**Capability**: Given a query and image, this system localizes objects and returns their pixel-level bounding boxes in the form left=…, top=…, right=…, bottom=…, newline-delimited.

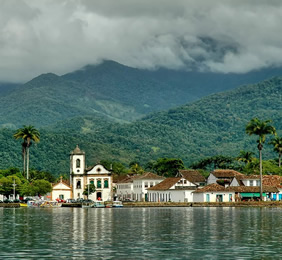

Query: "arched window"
left=90, top=179, right=94, bottom=185
left=76, top=180, right=81, bottom=189
left=104, top=179, right=109, bottom=188
left=97, top=179, right=102, bottom=189
left=76, top=159, right=81, bottom=168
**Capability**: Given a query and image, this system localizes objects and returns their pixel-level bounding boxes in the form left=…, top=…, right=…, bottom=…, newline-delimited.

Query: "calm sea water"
left=0, top=207, right=281, bottom=259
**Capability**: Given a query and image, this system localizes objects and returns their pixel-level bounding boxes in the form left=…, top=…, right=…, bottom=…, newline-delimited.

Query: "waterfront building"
left=147, top=170, right=206, bottom=202
left=70, top=145, right=113, bottom=201
left=115, top=175, right=139, bottom=201
left=207, top=169, right=243, bottom=187
left=51, top=177, right=72, bottom=201
left=263, top=175, right=282, bottom=200
left=132, top=172, right=165, bottom=201
left=193, top=183, right=235, bottom=202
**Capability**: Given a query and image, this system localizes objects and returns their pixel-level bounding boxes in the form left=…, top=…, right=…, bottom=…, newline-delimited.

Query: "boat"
left=27, top=200, right=44, bottom=208
left=105, top=203, right=113, bottom=208
left=82, top=202, right=94, bottom=208
left=20, top=203, right=28, bottom=207
left=91, top=201, right=105, bottom=208
left=40, top=201, right=62, bottom=208
left=112, top=201, right=123, bottom=208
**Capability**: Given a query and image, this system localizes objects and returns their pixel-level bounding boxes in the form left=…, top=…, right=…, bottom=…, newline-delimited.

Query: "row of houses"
left=49, top=146, right=282, bottom=203
left=116, top=169, right=282, bottom=203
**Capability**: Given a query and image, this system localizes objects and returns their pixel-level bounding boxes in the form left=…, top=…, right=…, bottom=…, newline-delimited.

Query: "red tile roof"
left=147, top=177, right=181, bottom=190
left=193, top=183, right=227, bottom=193
left=211, top=169, right=244, bottom=178
left=237, top=175, right=260, bottom=180
left=179, top=170, right=206, bottom=183
left=227, top=186, right=279, bottom=193
left=135, top=172, right=165, bottom=180
left=263, top=175, right=282, bottom=188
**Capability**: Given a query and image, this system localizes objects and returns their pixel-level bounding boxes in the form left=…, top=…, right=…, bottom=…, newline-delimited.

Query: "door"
left=206, top=194, right=210, bottom=202
left=216, top=195, right=223, bottom=202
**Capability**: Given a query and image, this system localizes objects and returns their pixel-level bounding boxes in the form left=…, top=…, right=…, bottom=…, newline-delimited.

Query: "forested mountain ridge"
left=0, top=76, right=281, bottom=175
left=1, top=60, right=282, bottom=128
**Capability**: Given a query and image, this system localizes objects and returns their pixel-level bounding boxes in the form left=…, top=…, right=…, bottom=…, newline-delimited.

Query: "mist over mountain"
left=1, top=60, right=282, bottom=129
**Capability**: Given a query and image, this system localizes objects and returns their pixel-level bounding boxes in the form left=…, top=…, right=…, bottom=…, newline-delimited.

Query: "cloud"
left=1, top=0, right=282, bottom=82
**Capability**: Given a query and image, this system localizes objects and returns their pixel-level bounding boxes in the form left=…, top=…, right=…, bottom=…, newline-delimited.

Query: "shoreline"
left=2, top=201, right=282, bottom=208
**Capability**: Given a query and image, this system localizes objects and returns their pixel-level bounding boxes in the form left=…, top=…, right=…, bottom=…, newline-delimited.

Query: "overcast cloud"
left=1, top=0, right=282, bottom=82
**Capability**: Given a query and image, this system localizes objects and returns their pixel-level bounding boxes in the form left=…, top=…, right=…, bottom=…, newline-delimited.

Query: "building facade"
left=70, top=145, right=113, bottom=201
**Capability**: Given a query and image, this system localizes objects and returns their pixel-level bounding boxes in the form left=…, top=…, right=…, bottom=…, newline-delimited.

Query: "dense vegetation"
left=0, top=76, right=281, bottom=176
left=1, top=60, right=282, bottom=128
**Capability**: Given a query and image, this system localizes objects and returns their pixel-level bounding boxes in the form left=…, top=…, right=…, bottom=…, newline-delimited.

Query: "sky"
left=1, top=0, right=282, bottom=82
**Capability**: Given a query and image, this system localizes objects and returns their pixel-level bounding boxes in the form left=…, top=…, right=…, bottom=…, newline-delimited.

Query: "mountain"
left=1, top=77, right=281, bottom=175
left=0, top=82, right=20, bottom=95
left=1, top=60, right=282, bottom=128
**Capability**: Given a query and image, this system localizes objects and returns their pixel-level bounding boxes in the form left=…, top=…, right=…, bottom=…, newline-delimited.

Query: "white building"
left=147, top=170, right=207, bottom=202
left=116, top=175, right=139, bottom=201
left=230, top=175, right=261, bottom=187
left=51, top=177, right=72, bottom=201
left=70, top=145, right=113, bottom=201
left=207, top=169, right=244, bottom=187
left=193, top=183, right=235, bottom=203
left=132, top=172, right=165, bottom=201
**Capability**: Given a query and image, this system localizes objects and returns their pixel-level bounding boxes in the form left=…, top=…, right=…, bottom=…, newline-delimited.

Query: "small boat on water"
left=105, top=203, right=113, bottom=208
left=40, top=201, right=62, bottom=208
left=27, top=200, right=44, bottom=208
left=27, top=200, right=61, bottom=208
left=82, top=202, right=94, bottom=208
left=112, top=201, right=123, bottom=208
left=91, top=201, right=105, bottom=208
left=20, top=203, right=28, bottom=207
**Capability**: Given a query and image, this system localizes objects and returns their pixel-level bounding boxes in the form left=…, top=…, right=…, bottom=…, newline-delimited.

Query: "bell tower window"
left=76, top=159, right=81, bottom=168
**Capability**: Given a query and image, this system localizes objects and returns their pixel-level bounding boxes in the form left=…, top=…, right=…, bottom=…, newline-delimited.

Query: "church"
left=70, top=145, right=113, bottom=201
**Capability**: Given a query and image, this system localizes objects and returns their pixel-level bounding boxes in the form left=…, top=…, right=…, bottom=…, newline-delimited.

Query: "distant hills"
left=1, top=76, right=281, bottom=175
left=1, top=60, right=282, bottom=128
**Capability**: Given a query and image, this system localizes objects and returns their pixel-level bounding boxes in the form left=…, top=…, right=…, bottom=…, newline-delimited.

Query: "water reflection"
left=0, top=207, right=282, bottom=259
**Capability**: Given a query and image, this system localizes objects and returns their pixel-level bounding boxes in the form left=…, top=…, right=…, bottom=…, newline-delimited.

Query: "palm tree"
left=237, top=151, right=254, bottom=164
left=269, top=136, right=282, bottom=167
left=13, top=125, right=40, bottom=180
left=246, top=118, right=276, bottom=200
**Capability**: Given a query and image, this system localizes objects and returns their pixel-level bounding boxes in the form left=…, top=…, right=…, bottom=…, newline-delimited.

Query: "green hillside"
left=0, top=77, right=281, bottom=175
left=1, top=60, right=282, bottom=128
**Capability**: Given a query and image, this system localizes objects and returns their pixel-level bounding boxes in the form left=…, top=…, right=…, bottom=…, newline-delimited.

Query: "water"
left=0, top=207, right=281, bottom=259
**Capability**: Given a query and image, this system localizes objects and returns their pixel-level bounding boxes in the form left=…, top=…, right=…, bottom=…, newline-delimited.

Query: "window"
left=76, top=159, right=81, bottom=168
left=76, top=180, right=81, bottom=189
left=184, top=180, right=187, bottom=184
left=150, top=182, right=153, bottom=187
left=59, top=194, right=64, bottom=200
left=97, top=179, right=102, bottom=189
left=145, top=182, right=148, bottom=188
left=104, top=179, right=109, bottom=188
left=90, top=179, right=94, bottom=185
left=250, top=180, right=253, bottom=186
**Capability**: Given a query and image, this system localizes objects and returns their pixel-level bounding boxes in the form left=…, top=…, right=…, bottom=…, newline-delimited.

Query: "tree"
left=269, top=136, right=282, bottom=167
left=153, top=158, right=184, bottom=177
left=237, top=151, right=254, bottom=164
left=246, top=118, right=276, bottom=200
left=20, top=180, right=52, bottom=197
left=129, top=163, right=144, bottom=175
left=0, top=175, right=22, bottom=199
left=13, top=125, right=40, bottom=180
left=83, top=183, right=96, bottom=199
left=190, top=155, right=236, bottom=171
